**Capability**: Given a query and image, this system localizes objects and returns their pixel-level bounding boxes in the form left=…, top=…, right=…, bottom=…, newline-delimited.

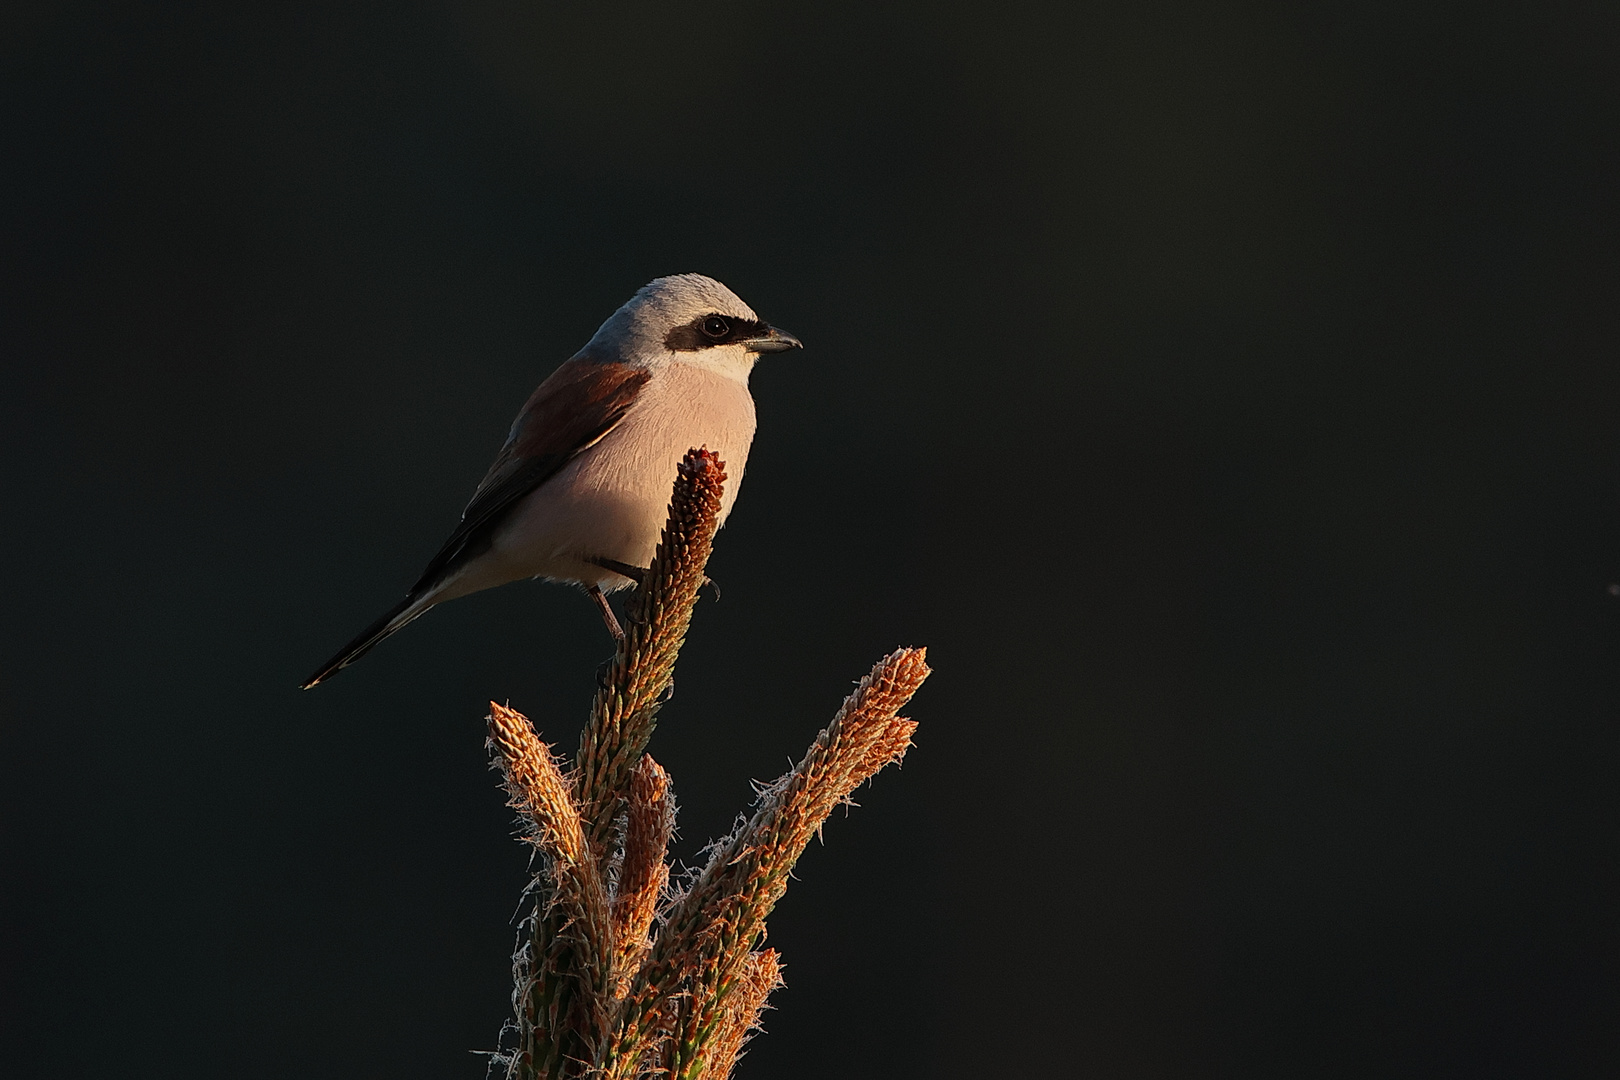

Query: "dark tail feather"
left=300, top=593, right=434, bottom=689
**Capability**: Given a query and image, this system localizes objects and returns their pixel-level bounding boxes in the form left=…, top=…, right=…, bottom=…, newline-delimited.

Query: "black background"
left=4, top=2, right=1619, bottom=1076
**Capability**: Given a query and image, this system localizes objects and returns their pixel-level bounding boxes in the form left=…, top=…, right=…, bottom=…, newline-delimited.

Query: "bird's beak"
left=739, top=324, right=804, bottom=353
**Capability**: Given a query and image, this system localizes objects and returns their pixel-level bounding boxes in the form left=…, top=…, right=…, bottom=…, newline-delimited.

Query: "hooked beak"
left=739, top=324, right=804, bottom=353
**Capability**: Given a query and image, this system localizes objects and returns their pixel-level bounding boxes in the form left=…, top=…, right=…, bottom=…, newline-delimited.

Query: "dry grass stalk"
left=483, top=448, right=929, bottom=1080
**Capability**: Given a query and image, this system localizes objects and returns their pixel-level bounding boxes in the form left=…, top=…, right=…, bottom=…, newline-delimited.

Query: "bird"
left=301, top=273, right=801, bottom=689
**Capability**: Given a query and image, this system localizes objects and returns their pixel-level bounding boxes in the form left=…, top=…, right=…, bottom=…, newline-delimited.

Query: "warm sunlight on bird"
left=301, top=274, right=802, bottom=688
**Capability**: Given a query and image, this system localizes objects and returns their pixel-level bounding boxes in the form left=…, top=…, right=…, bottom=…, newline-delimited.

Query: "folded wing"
left=301, top=358, right=651, bottom=688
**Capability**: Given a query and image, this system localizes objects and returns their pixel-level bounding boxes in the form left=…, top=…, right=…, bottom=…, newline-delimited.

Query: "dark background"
left=3, top=2, right=1618, bottom=1076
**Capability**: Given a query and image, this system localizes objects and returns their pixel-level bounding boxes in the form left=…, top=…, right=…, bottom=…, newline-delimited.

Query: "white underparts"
left=429, top=358, right=757, bottom=602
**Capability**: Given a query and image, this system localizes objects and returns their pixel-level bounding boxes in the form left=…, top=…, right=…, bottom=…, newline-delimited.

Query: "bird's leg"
left=588, top=584, right=624, bottom=642
left=587, top=556, right=717, bottom=600
left=587, top=557, right=646, bottom=587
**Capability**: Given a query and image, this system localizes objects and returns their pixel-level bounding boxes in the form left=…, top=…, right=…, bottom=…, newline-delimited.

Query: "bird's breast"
left=577, top=362, right=757, bottom=519
left=489, top=363, right=757, bottom=586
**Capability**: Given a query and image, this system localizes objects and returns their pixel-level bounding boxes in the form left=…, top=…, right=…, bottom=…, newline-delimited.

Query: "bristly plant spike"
left=482, top=448, right=930, bottom=1079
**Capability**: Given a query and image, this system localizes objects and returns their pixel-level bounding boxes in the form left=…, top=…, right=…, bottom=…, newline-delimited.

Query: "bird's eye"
left=701, top=315, right=730, bottom=340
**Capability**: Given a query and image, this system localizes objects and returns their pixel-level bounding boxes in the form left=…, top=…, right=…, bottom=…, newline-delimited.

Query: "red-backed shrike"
left=302, top=274, right=801, bottom=688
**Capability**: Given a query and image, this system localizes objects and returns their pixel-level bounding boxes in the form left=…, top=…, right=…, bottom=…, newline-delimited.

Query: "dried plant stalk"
left=487, top=704, right=613, bottom=1072
left=482, top=448, right=930, bottom=1080
left=576, top=450, right=726, bottom=854
left=693, top=950, right=783, bottom=1080
left=500, top=449, right=724, bottom=1079
left=487, top=704, right=592, bottom=883
left=611, top=755, right=673, bottom=999
left=602, top=648, right=929, bottom=1077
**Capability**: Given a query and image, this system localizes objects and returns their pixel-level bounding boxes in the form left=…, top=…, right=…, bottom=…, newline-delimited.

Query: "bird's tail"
left=300, top=592, right=436, bottom=689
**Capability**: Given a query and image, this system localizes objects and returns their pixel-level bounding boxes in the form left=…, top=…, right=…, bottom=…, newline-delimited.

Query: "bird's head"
left=583, top=273, right=803, bottom=379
